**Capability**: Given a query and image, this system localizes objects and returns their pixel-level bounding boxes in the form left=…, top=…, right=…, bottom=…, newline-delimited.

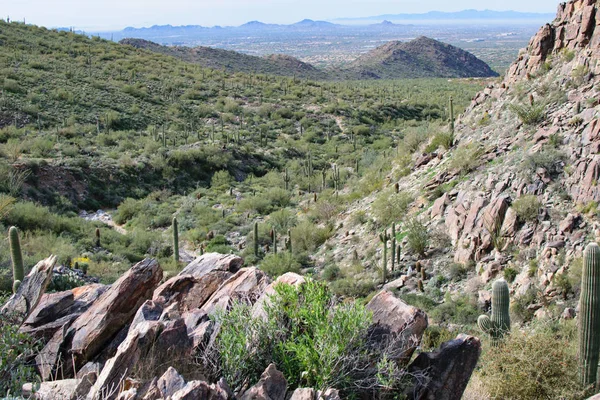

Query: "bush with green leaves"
left=474, top=320, right=584, bottom=400
left=509, top=103, right=546, bottom=125
left=404, top=216, right=429, bottom=256
left=209, top=280, right=414, bottom=395
left=0, top=308, right=40, bottom=397
left=372, top=191, right=413, bottom=227
left=259, top=252, right=301, bottom=278
left=512, top=195, right=540, bottom=222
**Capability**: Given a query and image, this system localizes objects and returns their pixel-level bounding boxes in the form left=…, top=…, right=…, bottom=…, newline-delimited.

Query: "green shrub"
left=372, top=191, right=413, bottom=227
left=329, top=276, right=376, bottom=298
left=211, top=280, right=410, bottom=395
left=429, top=293, right=479, bottom=325
left=503, top=267, right=518, bottom=283
left=425, top=132, right=454, bottom=153
left=512, top=195, right=540, bottom=222
left=322, top=264, right=341, bottom=281
left=404, top=216, right=429, bottom=256
left=0, top=309, right=40, bottom=397
left=448, top=143, right=483, bottom=173
left=509, top=103, right=546, bottom=125
left=259, top=252, right=300, bottom=278
left=476, top=320, right=584, bottom=400
left=523, top=147, right=565, bottom=177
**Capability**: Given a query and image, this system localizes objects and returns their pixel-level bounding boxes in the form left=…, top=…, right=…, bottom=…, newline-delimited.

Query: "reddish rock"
left=366, top=290, right=428, bottom=364
left=65, top=259, right=163, bottom=375
left=21, top=284, right=108, bottom=341
left=240, top=364, right=288, bottom=400
left=200, top=267, right=271, bottom=315
left=431, top=193, right=449, bottom=219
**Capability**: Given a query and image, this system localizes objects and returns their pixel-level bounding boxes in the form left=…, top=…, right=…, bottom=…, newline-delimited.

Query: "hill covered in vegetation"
left=120, top=36, right=498, bottom=80
left=120, top=38, right=329, bottom=80
left=348, top=36, right=500, bottom=79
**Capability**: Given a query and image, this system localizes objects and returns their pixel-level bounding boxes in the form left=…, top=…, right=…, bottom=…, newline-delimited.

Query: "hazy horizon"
left=5, top=0, right=558, bottom=31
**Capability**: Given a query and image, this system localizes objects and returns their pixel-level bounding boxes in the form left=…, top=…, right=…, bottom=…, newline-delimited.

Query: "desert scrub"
left=0, top=306, right=41, bottom=397
left=209, top=279, right=413, bottom=395
left=404, top=216, right=429, bottom=256
left=509, top=103, right=546, bottom=125
left=512, top=195, right=541, bottom=222
left=372, top=191, right=413, bottom=227
left=259, top=252, right=300, bottom=278
left=475, top=320, right=584, bottom=400
left=448, top=143, right=483, bottom=173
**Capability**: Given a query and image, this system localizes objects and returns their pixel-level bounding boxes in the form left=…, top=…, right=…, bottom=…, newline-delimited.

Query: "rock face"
left=408, top=334, right=481, bottom=400
left=366, top=290, right=428, bottom=364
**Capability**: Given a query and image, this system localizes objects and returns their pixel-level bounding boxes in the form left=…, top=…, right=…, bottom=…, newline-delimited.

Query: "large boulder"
left=407, top=334, right=481, bottom=400
left=153, top=253, right=242, bottom=312
left=1, top=255, right=56, bottom=324
left=366, top=290, right=428, bottom=364
left=63, top=259, right=163, bottom=376
left=200, top=267, right=271, bottom=315
left=21, top=284, right=108, bottom=341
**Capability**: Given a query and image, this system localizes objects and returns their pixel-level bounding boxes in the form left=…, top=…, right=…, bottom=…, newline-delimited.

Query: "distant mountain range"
left=334, top=9, right=556, bottom=23
left=121, top=36, right=499, bottom=80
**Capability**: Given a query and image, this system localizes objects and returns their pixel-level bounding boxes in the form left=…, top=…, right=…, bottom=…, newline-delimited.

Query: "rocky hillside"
left=347, top=36, right=499, bottom=79
left=119, top=38, right=329, bottom=80
left=321, top=0, right=600, bottom=322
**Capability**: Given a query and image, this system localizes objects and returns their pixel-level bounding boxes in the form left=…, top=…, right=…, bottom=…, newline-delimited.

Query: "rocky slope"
left=347, top=36, right=499, bottom=79
left=319, top=0, right=600, bottom=320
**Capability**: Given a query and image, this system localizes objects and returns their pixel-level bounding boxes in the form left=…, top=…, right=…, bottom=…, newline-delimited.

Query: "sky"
left=3, top=0, right=559, bottom=31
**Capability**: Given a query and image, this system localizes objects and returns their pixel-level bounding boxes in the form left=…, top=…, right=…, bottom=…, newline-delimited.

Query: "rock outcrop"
left=5, top=252, right=481, bottom=399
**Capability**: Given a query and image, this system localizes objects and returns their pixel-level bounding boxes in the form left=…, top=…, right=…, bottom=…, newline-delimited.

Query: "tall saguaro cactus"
left=478, top=279, right=511, bottom=344
left=9, top=226, right=24, bottom=293
left=449, top=96, right=455, bottom=134
left=391, top=223, right=396, bottom=272
left=172, top=217, right=179, bottom=263
left=579, top=242, right=600, bottom=387
left=379, top=230, right=390, bottom=283
left=270, top=228, right=277, bottom=254
left=254, top=222, right=259, bottom=258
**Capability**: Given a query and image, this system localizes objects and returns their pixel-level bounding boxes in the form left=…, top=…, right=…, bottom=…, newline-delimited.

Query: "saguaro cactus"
left=172, top=217, right=179, bottom=263
left=95, top=227, right=101, bottom=247
left=254, top=222, right=259, bottom=258
left=284, top=168, right=291, bottom=191
left=391, top=223, right=396, bottom=272
left=9, top=226, right=24, bottom=293
left=449, top=96, right=455, bottom=134
left=286, top=229, right=293, bottom=254
left=579, top=242, right=600, bottom=387
left=270, top=228, right=277, bottom=254
left=478, top=279, right=511, bottom=344
left=379, top=230, right=390, bottom=283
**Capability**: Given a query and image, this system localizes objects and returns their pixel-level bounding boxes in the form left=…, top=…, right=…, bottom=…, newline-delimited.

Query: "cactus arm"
left=579, top=242, right=600, bottom=387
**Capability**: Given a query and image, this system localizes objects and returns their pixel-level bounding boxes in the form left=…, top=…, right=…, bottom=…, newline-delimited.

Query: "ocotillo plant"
left=172, top=217, right=179, bottom=263
left=254, top=222, right=259, bottom=258
left=9, top=226, right=24, bottom=293
left=391, top=223, right=396, bottom=271
left=579, top=242, right=600, bottom=387
left=95, top=227, right=101, bottom=247
left=379, top=230, right=390, bottom=283
left=478, top=279, right=511, bottom=345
